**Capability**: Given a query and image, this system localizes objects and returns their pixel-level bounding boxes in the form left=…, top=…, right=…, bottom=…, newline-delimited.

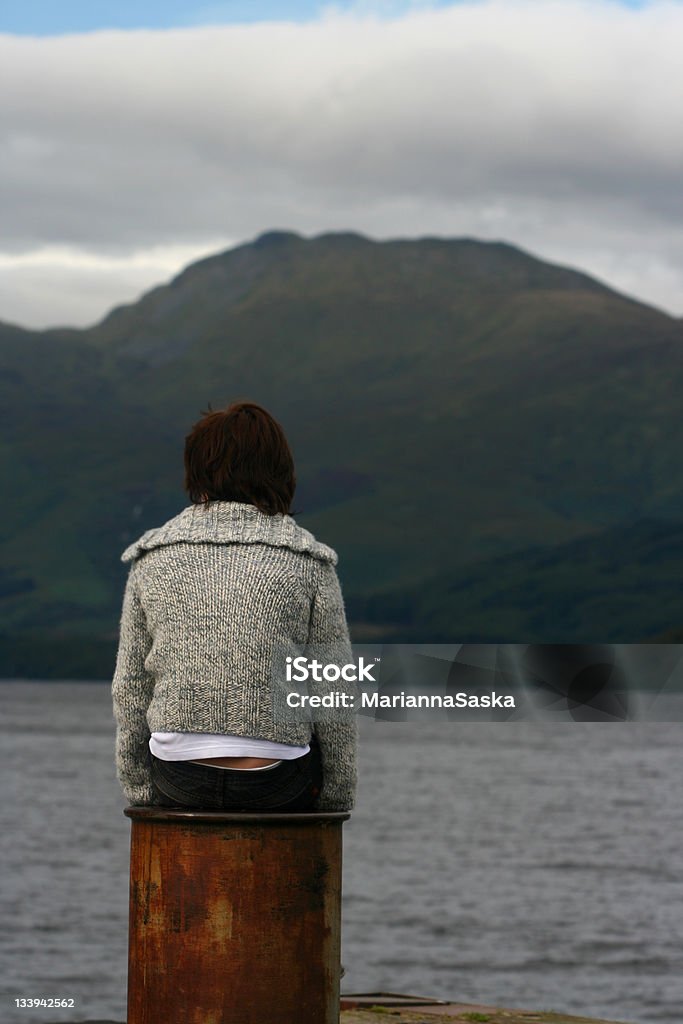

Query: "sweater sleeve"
left=111, top=562, right=156, bottom=806
left=307, top=561, right=358, bottom=812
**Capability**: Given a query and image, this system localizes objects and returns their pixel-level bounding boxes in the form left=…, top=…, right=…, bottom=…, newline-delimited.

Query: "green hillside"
left=346, top=517, right=683, bottom=643
left=1, top=230, right=683, bottom=678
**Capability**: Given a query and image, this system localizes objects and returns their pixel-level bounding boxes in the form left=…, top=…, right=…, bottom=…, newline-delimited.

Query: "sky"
left=1, top=0, right=682, bottom=328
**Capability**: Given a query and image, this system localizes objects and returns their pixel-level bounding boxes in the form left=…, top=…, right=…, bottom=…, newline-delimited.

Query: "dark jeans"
left=149, top=739, right=323, bottom=812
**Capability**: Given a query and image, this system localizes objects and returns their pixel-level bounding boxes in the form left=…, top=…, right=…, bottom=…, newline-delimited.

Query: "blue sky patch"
left=0, top=0, right=657, bottom=38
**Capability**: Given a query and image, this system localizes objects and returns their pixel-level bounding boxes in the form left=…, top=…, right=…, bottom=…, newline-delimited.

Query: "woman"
left=111, top=401, right=357, bottom=812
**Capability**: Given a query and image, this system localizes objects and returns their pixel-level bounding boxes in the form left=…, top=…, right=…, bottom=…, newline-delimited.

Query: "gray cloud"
left=2, top=1, right=683, bottom=326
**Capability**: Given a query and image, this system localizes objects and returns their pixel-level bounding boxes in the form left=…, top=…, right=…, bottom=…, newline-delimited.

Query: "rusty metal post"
left=124, top=807, right=349, bottom=1024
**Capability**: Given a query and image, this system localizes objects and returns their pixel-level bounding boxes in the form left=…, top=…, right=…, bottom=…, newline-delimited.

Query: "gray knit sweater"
left=111, top=500, right=358, bottom=810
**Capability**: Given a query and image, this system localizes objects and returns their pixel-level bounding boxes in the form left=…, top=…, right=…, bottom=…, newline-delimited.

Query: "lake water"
left=1, top=681, right=682, bottom=1024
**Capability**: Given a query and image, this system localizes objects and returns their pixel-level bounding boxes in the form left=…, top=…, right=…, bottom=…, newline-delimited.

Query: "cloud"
left=0, top=242, right=233, bottom=328
left=1, top=0, right=683, bottom=325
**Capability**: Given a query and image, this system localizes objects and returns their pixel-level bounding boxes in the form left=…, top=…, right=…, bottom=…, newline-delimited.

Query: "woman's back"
left=116, top=499, right=350, bottom=739
left=112, top=403, right=358, bottom=815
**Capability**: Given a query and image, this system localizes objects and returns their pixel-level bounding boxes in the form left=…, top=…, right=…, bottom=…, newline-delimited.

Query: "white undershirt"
left=149, top=732, right=310, bottom=761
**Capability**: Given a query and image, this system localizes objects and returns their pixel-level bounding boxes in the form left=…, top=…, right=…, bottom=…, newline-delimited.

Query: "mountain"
left=346, top=517, right=683, bottom=643
left=1, top=229, right=683, bottom=678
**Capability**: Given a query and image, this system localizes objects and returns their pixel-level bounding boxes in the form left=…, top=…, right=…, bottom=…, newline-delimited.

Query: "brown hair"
left=184, top=401, right=296, bottom=515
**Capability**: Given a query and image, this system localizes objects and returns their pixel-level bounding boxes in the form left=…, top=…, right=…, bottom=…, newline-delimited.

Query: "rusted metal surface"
left=124, top=808, right=348, bottom=1024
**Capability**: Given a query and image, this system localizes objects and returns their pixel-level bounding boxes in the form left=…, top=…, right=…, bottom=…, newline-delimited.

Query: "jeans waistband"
left=187, top=759, right=284, bottom=771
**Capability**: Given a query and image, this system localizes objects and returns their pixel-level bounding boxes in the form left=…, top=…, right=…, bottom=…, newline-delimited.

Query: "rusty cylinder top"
left=123, top=806, right=350, bottom=824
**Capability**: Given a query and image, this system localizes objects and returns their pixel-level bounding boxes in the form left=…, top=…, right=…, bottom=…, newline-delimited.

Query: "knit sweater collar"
left=121, top=501, right=338, bottom=565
